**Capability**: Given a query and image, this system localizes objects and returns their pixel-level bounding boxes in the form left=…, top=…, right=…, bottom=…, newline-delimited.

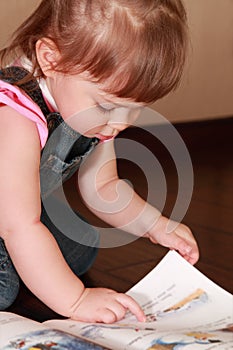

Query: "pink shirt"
left=0, top=80, right=48, bottom=148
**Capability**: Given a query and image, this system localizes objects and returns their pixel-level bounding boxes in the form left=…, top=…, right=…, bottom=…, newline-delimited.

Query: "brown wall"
left=153, top=0, right=233, bottom=122
left=0, top=0, right=233, bottom=123
left=0, top=0, right=40, bottom=48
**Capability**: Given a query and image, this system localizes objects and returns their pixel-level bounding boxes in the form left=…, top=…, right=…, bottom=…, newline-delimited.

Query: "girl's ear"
left=36, top=38, right=61, bottom=77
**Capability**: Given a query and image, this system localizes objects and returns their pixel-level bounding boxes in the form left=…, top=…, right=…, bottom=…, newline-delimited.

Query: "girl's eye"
left=97, top=103, right=116, bottom=114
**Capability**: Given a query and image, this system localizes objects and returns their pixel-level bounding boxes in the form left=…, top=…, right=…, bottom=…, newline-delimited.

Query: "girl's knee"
left=0, top=239, right=20, bottom=309
left=65, top=244, right=99, bottom=277
left=0, top=266, right=20, bottom=309
left=75, top=245, right=99, bottom=276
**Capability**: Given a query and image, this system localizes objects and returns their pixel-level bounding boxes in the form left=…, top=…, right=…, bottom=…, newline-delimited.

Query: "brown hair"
left=0, top=0, right=188, bottom=103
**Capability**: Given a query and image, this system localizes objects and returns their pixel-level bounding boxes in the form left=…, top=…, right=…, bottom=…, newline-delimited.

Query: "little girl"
left=0, top=0, right=199, bottom=323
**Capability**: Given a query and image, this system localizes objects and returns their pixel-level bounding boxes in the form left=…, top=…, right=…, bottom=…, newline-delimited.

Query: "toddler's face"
left=46, top=72, right=144, bottom=139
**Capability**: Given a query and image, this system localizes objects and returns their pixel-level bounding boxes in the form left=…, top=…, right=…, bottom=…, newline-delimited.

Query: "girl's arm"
left=0, top=106, right=144, bottom=323
left=78, top=140, right=199, bottom=265
left=0, top=106, right=84, bottom=315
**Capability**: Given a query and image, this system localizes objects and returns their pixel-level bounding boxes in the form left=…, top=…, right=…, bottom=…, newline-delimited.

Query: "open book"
left=0, top=251, right=232, bottom=349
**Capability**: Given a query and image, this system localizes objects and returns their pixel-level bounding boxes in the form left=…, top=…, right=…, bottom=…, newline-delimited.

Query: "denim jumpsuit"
left=0, top=67, right=100, bottom=309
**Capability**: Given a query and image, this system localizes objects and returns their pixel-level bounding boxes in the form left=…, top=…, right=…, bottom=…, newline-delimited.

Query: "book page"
left=125, top=250, right=233, bottom=333
left=0, top=312, right=108, bottom=349
left=44, top=318, right=233, bottom=349
left=44, top=251, right=233, bottom=350
left=0, top=312, right=46, bottom=348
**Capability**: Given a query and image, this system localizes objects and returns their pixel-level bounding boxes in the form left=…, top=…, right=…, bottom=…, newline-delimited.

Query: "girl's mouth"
left=95, top=133, right=114, bottom=142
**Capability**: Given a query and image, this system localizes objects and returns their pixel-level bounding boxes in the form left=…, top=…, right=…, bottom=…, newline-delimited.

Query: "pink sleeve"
left=0, top=80, right=48, bottom=148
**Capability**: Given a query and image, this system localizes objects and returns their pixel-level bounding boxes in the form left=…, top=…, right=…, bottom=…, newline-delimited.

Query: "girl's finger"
left=116, top=294, right=146, bottom=322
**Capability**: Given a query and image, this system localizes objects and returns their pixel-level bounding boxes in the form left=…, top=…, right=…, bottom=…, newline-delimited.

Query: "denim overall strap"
left=0, top=66, right=51, bottom=117
left=0, top=66, right=99, bottom=198
left=40, top=113, right=99, bottom=198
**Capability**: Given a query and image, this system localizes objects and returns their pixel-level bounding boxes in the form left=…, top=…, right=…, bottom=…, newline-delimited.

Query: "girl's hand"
left=146, top=216, right=199, bottom=265
left=71, top=288, right=146, bottom=324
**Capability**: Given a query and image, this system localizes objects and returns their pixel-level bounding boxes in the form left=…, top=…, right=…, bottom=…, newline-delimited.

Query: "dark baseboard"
left=173, top=116, right=233, bottom=151
left=118, top=116, right=233, bottom=155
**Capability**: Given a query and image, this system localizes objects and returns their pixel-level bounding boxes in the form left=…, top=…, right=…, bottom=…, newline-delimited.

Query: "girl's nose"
left=99, top=123, right=126, bottom=138
left=108, top=112, right=134, bottom=132
left=109, top=107, right=141, bottom=131
left=108, top=121, right=129, bottom=132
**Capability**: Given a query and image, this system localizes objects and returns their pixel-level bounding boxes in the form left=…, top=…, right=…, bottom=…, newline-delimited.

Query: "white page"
left=0, top=312, right=107, bottom=349
left=124, top=250, right=233, bottom=332
left=45, top=251, right=233, bottom=349
left=45, top=319, right=233, bottom=350
left=0, top=312, right=47, bottom=348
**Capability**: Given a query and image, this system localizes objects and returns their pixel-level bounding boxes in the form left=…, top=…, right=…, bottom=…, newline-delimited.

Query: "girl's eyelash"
left=96, top=104, right=115, bottom=114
